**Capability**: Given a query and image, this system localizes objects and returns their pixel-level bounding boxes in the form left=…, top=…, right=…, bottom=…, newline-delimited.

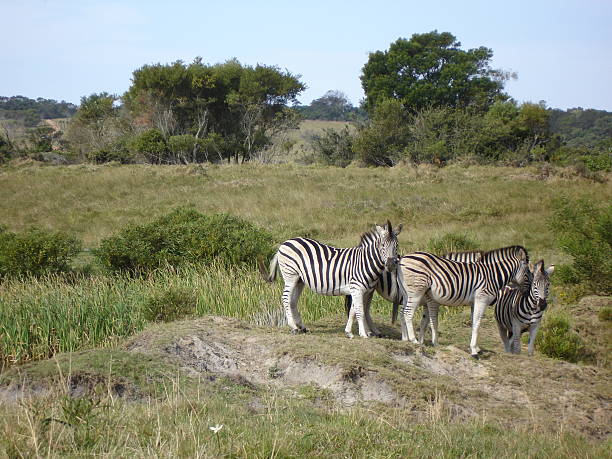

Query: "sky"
left=2, top=0, right=612, bottom=111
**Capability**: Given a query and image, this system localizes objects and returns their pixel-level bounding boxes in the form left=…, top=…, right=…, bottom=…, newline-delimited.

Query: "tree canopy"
left=360, top=31, right=508, bottom=114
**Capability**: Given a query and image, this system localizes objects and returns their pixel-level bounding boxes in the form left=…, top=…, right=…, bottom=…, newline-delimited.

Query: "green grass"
left=0, top=162, right=610, bottom=456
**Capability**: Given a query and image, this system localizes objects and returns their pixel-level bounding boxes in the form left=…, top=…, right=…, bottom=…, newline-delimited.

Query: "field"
left=0, top=161, right=610, bottom=456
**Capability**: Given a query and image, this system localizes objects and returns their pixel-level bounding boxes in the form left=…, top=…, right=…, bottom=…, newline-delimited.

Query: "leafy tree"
left=123, top=58, right=305, bottom=163
left=309, top=125, right=355, bottom=167
left=360, top=31, right=509, bottom=114
left=297, top=90, right=366, bottom=121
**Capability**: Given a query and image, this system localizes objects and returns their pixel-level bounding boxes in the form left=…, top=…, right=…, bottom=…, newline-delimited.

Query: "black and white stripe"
left=396, top=246, right=529, bottom=356
left=344, top=250, right=483, bottom=335
left=494, top=260, right=554, bottom=355
left=260, top=222, right=401, bottom=337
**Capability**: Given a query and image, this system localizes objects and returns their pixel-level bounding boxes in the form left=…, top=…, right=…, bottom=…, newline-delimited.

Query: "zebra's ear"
left=545, top=265, right=555, bottom=276
left=386, top=220, right=393, bottom=234
left=534, top=260, right=545, bottom=273
left=394, top=223, right=403, bottom=236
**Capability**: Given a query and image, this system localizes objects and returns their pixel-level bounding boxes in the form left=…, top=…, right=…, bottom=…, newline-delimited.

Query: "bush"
left=535, top=314, right=585, bottom=363
left=425, top=232, right=478, bottom=255
left=309, top=126, right=355, bottom=167
left=130, top=129, right=168, bottom=164
left=142, top=285, right=197, bottom=322
left=0, top=227, right=81, bottom=278
left=94, top=208, right=275, bottom=273
left=549, top=197, right=611, bottom=294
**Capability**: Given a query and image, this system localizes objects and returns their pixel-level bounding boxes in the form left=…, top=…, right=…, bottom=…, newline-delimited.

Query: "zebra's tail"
left=258, top=252, right=279, bottom=283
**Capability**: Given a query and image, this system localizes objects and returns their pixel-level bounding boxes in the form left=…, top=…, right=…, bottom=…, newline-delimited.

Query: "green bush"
left=94, top=208, right=275, bottom=273
left=549, top=197, right=611, bottom=294
left=0, top=227, right=81, bottom=278
left=425, top=232, right=478, bottom=255
left=130, top=129, right=168, bottom=164
left=309, top=126, right=355, bottom=167
left=142, top=285, right=197, bottom=322
left=535, top=314, right=585, bottom=363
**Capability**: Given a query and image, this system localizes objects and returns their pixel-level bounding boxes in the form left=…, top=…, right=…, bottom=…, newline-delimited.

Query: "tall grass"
left=0, top=263, right=344, bottom=365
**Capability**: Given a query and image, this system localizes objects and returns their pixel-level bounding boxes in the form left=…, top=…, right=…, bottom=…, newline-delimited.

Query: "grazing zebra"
left=396, top=246, right=529, bottom=357
left=259, top=222, right=401, bottom=338
left=494, top=260, right=554, bottom=355
left=343, top=250, right=483, bottom=336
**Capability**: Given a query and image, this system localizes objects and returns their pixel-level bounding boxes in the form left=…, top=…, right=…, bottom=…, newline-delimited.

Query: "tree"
left=123, top=58, right=305, bottom=163
left=360, top=31, right=509, bottom=114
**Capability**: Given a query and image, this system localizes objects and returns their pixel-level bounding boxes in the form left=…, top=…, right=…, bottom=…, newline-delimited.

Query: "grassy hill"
left=0, top=162, right=610, bottom=456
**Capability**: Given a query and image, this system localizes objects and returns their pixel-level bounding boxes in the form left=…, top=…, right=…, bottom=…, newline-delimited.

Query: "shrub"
left=142, top=285, right=197, bottom=322
left=549, top=197, right=611, bottom=294
left=94, top=208, right=275, bottom=273
left=0, top=227, right=81, bottom=278
left=130, top=129, right=168, bottom=164
left=309, top=126, right=355, bottom=167
left=535, top=313, right=585, bottom=363
left=425, top=232, right=478, bottom=255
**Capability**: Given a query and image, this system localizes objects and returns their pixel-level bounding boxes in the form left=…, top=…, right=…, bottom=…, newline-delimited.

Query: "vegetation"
left=360, top=31, right=509, bottom=114
left=535, top=313, right=587, bottom=363
left=549, top=197, right=611, bottom=294
left=94, top=208, right=275, bottom=273
left=296, top=90, right=366, bottom=121
left=0, top=226, right=81, bottom=278
left=0, top=95, right=77, bottom=127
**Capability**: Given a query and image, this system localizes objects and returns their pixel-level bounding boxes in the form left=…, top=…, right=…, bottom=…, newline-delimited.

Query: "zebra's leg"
left=425, top=300, right=441, bottom=346
left=527, top=323, right=540, bottom=356
left=469, top=296, right=490, bottom=357
left=347, top=289, right=371, bottom=338
left=282, top=278, right=307, bottom=334
left=419, top=305, right=429, bottom=344
left=511, top=321, right=522, bottom=354
left=401, top=293, right=422, bottom=343
left=496, top=321, right=511, bottom=353
left=345, top=304, right=356, bottom=338
left=363, top=290, right=382, bottom=337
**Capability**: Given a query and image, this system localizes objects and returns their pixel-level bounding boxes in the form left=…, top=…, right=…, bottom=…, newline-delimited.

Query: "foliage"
left=123, top=58, right=305, bottom=163
left=360, top=31, right=508, bottom=114
left=142, top=285, right=197, bottom=322
left=0, top=96, right=77, bottom=127
left=94, top=208, right=275, bottom=273
left=65, top=93, right=130, bottom=160
left=425, top=232, right=478, bottom=255
left=535, top=313, right=586, bottom=363
left=0, top=131, right=12, bottom=163
left=549, top=197, right=612, bottom=294
left=549, top=107, right=612, bottom=147
left=0, top=226, right=81, bottom=278
left=88, top=136, right=135, bottom=164
left=352, top=98, right=411, bottom=165
left=296, top=90, right=367, bottom=121
left=129, top=128, right=168, bottom=164
left=309, top=125, right=355, bottom=167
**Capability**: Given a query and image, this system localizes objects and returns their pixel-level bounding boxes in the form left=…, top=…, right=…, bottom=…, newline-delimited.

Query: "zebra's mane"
left=480, top=245, right=529, bottom=263
left=358, top=228, right=381, bottom=247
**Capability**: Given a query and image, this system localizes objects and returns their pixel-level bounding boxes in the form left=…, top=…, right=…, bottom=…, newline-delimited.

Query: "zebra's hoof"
left=290, top=329, right=300, bottom=335
left=301, top=327, right=310, bottom=334
left=471, top=353, right=480, bottom=360
left=345, top=332, right=354, bottom=339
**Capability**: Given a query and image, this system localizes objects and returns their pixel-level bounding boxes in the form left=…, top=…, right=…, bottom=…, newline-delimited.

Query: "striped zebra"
left=259, top=222, right=401, bottom=338
left=396, top=246, right=529, bottom=357
left=494, top=260, right=554, bottom=355
left=343, top=250, right=483, bottom=337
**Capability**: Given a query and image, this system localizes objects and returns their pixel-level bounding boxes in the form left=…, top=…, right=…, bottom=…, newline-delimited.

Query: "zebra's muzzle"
left=385, top=257, right=399, bottom=272
left=537, top=299, right=548, bottom=311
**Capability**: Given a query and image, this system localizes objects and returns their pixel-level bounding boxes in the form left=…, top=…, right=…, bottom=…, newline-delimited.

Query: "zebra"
left=396, top=246, right=529, bottom=357
left=259, top=221, right=402, bottom=338
left=343, top=250, right=484, bottom=337
left=494, top=260, right=554, bottom=356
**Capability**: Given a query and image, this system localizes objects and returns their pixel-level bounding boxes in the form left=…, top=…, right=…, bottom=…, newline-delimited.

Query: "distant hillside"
left=0, top=95, right=77, bottom=127
left=549, top=107, right=612, bottom=147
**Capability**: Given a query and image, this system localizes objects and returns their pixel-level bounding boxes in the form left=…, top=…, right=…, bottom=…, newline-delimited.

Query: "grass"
left=0, top=161, right=610, bottom=456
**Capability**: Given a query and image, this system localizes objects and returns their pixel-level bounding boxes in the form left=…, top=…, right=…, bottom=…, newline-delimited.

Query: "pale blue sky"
left=2, top=0, right=612, bottom=110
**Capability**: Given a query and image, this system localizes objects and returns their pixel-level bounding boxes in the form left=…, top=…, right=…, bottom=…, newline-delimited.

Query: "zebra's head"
left=530, top=260, right=554, bottom=311
left=375, top=221, right=402, bottom=272
left=511, top=247, right=530, bottom=287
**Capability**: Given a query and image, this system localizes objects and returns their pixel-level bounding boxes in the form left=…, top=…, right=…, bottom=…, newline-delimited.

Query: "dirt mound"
left=124, top=316, right=611, bottom=439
